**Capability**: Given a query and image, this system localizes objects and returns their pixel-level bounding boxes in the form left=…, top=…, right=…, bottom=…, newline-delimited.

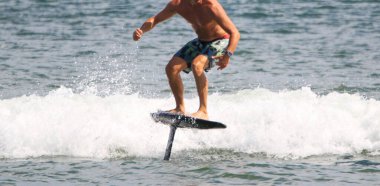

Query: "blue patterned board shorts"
left=174, top=38, right=229, bottom=73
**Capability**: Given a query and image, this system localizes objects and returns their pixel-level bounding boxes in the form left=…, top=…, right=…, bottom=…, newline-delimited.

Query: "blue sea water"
left=1, top=0, right=380, bottom=185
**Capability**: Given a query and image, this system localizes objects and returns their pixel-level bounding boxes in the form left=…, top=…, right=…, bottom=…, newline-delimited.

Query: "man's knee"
left=165, top=62, right=174, bottom=75
left=166, top=57, right=186, bottom=75
left=191, top=57, right=208, bottom=73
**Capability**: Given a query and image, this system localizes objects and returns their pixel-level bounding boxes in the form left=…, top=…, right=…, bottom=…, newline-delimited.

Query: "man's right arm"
left=133, top=2, right=177, bottom=41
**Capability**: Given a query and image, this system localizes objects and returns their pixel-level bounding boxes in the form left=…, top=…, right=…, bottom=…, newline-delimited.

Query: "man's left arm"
left=209, top=2, right=240, bottom=54
left=208, top=2, right=240, bottom=70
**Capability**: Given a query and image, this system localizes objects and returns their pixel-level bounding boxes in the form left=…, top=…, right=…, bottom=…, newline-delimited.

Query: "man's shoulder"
left=201, top=0, right=224, bottom=16
left=169, top=0, right=181, bottom=6
left=204, top=0, right=220, bottom=5
left=202, top=0, right=222, bottom=10
left=166, top=0, right=181, bottom=12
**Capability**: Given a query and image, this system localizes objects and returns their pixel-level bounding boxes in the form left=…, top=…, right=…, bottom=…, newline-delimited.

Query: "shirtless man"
left=133, top=0, right=240, bottom=120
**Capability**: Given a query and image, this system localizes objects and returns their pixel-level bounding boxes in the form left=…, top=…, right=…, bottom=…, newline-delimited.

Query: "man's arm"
left=133, top=2, right=177, bottom=41
left=208, top=2, right=240, bottom=53
left=208, top=2, right=240, bottom=70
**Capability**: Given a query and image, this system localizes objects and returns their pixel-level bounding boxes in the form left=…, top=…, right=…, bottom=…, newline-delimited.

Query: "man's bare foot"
left=191, top=110, right=208, bottom=120
left=166, top=108, right=185, bottom=115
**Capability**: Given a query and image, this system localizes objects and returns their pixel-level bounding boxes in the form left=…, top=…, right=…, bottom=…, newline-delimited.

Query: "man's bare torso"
left=172, top=0, right=228, bottom=41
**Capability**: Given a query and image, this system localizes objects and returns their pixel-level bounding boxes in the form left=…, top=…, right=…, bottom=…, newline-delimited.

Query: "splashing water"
left=0, top=87, right=379, bottom=159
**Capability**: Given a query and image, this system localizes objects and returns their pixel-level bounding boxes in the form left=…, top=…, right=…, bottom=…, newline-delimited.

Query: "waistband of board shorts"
left=199, top=34, right=230, bottom=43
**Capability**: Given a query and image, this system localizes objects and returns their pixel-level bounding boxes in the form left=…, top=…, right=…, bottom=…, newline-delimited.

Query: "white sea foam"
left=0, top=87, right=379, bottom=159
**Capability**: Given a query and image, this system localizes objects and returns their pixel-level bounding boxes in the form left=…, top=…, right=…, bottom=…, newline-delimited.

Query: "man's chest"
left=177, top=8, right=214, bottom=27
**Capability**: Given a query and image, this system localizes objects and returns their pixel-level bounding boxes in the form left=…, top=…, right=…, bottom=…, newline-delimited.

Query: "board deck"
left=151, top=111, right=226, bottom=129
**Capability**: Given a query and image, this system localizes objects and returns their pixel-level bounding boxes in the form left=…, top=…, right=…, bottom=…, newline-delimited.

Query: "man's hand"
left=213, top=54, right=230, bottom=70
left=133, top=28, right=143, bottom=41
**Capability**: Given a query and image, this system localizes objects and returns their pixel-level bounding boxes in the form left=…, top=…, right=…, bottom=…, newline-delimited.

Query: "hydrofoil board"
left=151, top=111, right=226, bottom=129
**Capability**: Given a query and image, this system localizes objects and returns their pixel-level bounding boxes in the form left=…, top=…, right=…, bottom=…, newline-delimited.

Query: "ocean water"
left=1, top=0, right=380, bottom=185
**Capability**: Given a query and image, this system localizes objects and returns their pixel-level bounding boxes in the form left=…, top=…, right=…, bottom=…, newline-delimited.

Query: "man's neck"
left=188, top=0, right=202, bottom=6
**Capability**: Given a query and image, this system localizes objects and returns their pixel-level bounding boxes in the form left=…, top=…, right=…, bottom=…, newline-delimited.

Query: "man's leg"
left=191, top=55, right=209, bottom=120
left=165, top=56, right=188, bottom=113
